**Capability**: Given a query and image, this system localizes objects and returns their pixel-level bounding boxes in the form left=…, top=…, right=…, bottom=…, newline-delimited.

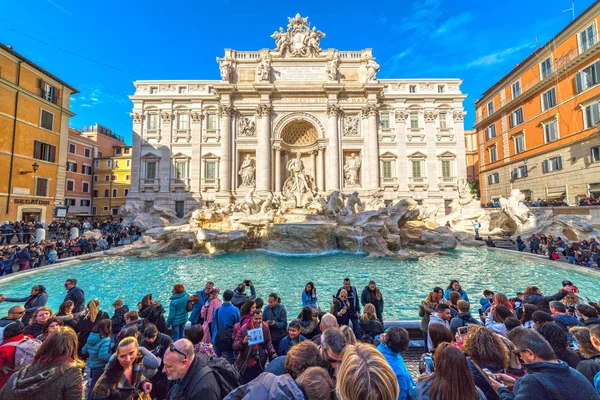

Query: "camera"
left=243, top=280, right=251, bottom=286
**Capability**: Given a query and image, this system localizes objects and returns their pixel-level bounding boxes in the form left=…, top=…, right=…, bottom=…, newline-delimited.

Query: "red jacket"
left=0, top=333, right=28, bottom=389
left=233, top=321, right=276, bottom=372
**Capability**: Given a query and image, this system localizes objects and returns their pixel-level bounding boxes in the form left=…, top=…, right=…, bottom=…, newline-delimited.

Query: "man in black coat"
left=164, top=339, right=221, bottom=400
left=63, top=278, right=85, bottom=314
left=110, top=299, right=129, bottom=338
left=336, top=278, right=361, bottom=338
left=491, top=327, right=596, bottom=399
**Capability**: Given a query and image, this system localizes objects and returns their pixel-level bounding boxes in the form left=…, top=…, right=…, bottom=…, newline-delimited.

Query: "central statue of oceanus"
left=282, top=153, right=317, bottom=208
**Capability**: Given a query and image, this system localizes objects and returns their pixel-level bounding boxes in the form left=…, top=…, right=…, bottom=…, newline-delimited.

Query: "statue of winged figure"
left=271, top=27, right=290, bottom=55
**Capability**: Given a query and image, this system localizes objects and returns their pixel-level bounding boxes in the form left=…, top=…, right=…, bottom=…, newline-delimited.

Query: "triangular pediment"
left=141, top=152, right=161, bottom=160
left=172, top=152, right=191, bottom=159
left=407, top=151, right=427, bottom=158
left=203, top=152, right=220, bottom=159
left=437, top=151, right=456, bottom=158
left=380, top=151, right=397, bottom=159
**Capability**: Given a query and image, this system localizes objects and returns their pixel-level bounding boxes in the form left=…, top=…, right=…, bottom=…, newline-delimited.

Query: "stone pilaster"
left=317, top=146, right=325, bottom=192
left=326, top=104, right=341, bottom=190
left=274, top=146, right=281, bottom=193
left=218, top=105, right=234, bottom=196
left=363, top=104, right=380, bottom=190
left=395, top=110, right=409, bottom=194
left=453, top=110, right=468, bottom=182
left=190, top=112, right=203, bottom=196
left=160, top=111, right=174, bottom=193
left=256, top=104, right=272, bottom=191
left=424, top=109, right=440, bottom=194
left=129, top=112, right=144, bottom=197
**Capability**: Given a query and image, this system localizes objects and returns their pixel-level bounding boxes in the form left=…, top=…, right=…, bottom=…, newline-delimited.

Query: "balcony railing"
left=436, top=127, right=455, bottom=142
left=140, top=178, right=160, bottom=192
left=201, top=178, right=220, bottom=192
left=171, top=178, right=190, bottom=192
left=407, top=128, right=425, bottom=142
left=173, top=129, right=191, bottom=143
left=408, top=176, right=428, bottom=191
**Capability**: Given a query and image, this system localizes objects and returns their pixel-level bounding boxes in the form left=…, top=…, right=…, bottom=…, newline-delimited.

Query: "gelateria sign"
left=13, top=199, right=51, bottom=205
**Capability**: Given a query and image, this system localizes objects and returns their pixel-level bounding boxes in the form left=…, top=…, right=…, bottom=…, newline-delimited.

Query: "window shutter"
left=542, top=160, right=548, bottom=173
left=49, top=145, right=56, bottom=163
left=523, top=166, right=528, bottom=177
left=33, top=141, right=41, bottom=159
left=557, top=156, right=563, bottom=170
left=37, top=178, right=47, bottom=196
left=73, top=163, right=77, bottom=173
left=576, top=72, right=584, bottom=93
left=488, top=175, right=492, bottom=185
left=512, top=168, right=518, bottom=179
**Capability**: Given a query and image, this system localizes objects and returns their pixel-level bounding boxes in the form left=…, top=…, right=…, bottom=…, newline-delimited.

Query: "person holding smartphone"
left=333, top=290, right=352, bottom=327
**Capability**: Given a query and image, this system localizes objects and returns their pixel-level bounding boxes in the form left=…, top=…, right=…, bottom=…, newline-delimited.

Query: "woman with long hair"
left=233, top=300, right=256, bottom=339
left=359, top=303, right=384, bottom=344
left=419, top=323, right=453, bottom=374
left=334, top=289, right=352, bottom=326
left=537, top=322, right=581, bottom=368
left=462, top=325, right=508, bottom=400
left=201, top=288, right=222, bottom=344
left=36, top=317, right=64, bottom=342
left=419, top=292, right=440, bottom=352
left=91, top=336, right=152, bottom=399
left=77, top=299, right=109, bottom=354
left=492, top=293, right=514, bottom=313
left=296, top=306, right=320, bottom=340
left=361, top=280, right=384, bottom=322
left=0, top=326, right=85, bottom=399
left=82, top=319, right=113, bottom=399
left=23, top=306, right=53, bottom=338
left=520, top=304, right=538, bottom=328
left=341, top=325, right=357, bottom=345
left=336, top=342, right=399, bottom=400
left=55, top=300, right=78, bottom=330
left=302, top=281, right=318, bottom=310
left=0, top=284, right=48, bottom=326
left=443, top=280, right=470, bottom=302
left=139, top=294, right=167, bottom=334
left=497, top=335, right=525, bottom=378
left=414, top=342, right=486, bottom=400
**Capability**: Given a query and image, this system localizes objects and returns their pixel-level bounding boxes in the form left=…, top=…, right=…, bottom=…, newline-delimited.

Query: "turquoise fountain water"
left=1, top=247, right=599, bottom=320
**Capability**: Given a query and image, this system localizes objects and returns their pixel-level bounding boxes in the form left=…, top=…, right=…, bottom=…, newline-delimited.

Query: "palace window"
left=382, top=161, right=392, bottom=178
left=439, top=112, right=448, bottom=129
left=584, top=101, right=600, bottom=128
left=148, top=114, right=159, bottom=130
left=409, top=113, right=419, bottom=129
left=438, top=85, right=445, bottom=93
left=82, top=182, right=89, bottom=193
left=107, top=160, right=112, bottom=168
left=94, top=160, right=99, bottom=168
left=146, top=161, right=157, bottom=179
left=207, top=114, right=217, bottom=131
left=541, top=57, right=553, bottom=79
left=580, top=23, right=597, bottom=53
left=541, top=87, right=557, bottom=111
left=41, top=82, right=58, bottom=104
left=409, top=85, right=416, bottom=93
left=178, top=86, right=187, bottom=94
left=511, top=81, right=521, bottom=99
left=488, top=173, right=500, bottom=185
left=205, top=161, right=217, bottom=179
left=112, top=189, right=118, bottom=198
left=114, top=160, right=120, bottom=168
left=411, top=160, right=422, bottom=178
left=35, top=178, right=48, bottom=196
left=542, top=156, right=563, bottom=173
left=93, top=175, right=98, bottom=182
left=104, top=175, right=110, bottom=181
left=509, top=108, right=524, bottom=128
left=104, top=189, right=109, bottom=197
left=175, top=160, right=187, bottom=179
left=69, top=144, right=76, bottom=154
left=124, top=188, right=129, bottom=197
left=380, top=113, right=390, bottom=129
left=33, top=141, right=56, bottom=162
left=177, top=113, right=188, bottom=130
left=126, top=160, right=131, bottom=167
left=543, top=119, right=558, bottom=143
left=84, top=148, right=91, bottom=158
left=150, top=87, right=158, bottom=94
left=80, top=199, right=91, bottom=207
left=66, top=180, right=74, bottom=191
left=591, top=146, right=600, bottom=162
left=441, top=160, right=452, bottom=178
left=92, top=190, right=98, bottom=198
left=489, top=146, right=498, bottom=163
left=66, top=161, right=77, bottom=173
left=487, top=101, right=494, bottom=116
left=512, top=165, right=528, bottom=179
left=576, top=61, right=600, bottom=93
left=83, top=165, right=92, bottom=175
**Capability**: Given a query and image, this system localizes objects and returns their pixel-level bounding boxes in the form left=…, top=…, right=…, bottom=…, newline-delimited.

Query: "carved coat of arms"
left=271, top=14, right=325, bottom=57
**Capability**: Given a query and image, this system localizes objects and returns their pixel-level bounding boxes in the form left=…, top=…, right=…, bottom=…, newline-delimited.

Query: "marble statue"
left=257, top=53, right=272, bottom=82
left=238, top=117, right=256, bottom=137
left=216, top=57, right=233, bottom=82
left=306, top=27, right=326, bottom=57
left=286, top=153, right=310, bottom=194
left=282, top=153, right=317, bottom=207
left=365, top=58, right=380, bottom=82
left=238, top=155, right=256, bottom=187
left=343, top=153, right=361, bottom=186
left=342, top=191, right=362, bottom=215
left=368, top=188, right=386, bottom=210
left=326, top=190, right=343, bottom=216
left=259, top=192, right=276, bottom=214
left=271, top=27, right=291, bottom=55
left=326, top=51, right=340, bottom=81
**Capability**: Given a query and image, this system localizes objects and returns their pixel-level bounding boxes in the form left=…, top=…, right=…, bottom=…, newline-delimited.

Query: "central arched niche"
left=280, top=120, right=318, bottom=147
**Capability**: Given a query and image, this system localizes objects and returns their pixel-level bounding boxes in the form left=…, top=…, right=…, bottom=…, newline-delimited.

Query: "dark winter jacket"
left=64, top=286, right=86, bottom=313
left=360, top=286, right=384, bottom=320
left=23, top=322, right=44, bottom=339
left=523, top=290, right=567, bottom=314
left=449, top=312, right=481, bottom=335
left=553, top=313, right=583, bottom=333
left=232, top=286, right=256, bottom=309
left=277, top=334, right=306, bottom=356
left=91, top=351, right=148, bottom=400
left=584, top=316, right=600, bottom=327
left=358, top=318, right=384, bottom=344
left=296, top=318, right=320, bottom=340
left=262, top=304, right=288, bottom=343
left=498, top=360, right=597, bottom=400
left=139, top=304, right=167, bottom=334
left=3, top=293, right=48, bottom=326
left=76, top=311, right=110, bottom=352
left=333, top=298, right=351, bottom=326
left=336, top=286, right=360, bottom=316
left=167, top=353, right=220, bottom=400
left=110, top=306, right=129, bottom=335
left=576, top=355, right=600, bottom=385
left=0, top=362, right=83, bottom=400
left=467, top=358, right=502, bottom=400
left=224, top=372, right=305, bottom=400
left=140, top=332, right=172, bottom=360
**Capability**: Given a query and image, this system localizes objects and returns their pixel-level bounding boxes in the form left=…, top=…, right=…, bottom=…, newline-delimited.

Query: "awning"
left=546, top=192, right=565, bottom=199
left=547, top=186, right=566, bottom=195
left=589, top=183, right=600, bottom=191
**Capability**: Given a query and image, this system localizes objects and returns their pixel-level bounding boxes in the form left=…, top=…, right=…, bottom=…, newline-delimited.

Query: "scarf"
left=247, top=320, right=260, bottom=369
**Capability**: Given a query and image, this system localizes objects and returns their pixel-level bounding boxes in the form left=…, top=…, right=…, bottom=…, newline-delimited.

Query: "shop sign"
left=14, top=199, right=51, bottom=205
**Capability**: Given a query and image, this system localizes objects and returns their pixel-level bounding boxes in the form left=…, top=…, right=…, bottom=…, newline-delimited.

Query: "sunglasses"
left=169, top=343, right=187, bottom=359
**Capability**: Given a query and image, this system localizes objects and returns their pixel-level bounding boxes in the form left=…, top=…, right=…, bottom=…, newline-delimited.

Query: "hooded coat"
left=82, top=332, right=112, bottom=369
left=224, top=372, right=305, bottom=400
left=91, top=351, right=148, bottom=400
left=166, top=291, right=189, bottom=328
left=523, top=289, right=567, bottom=314
left=110, top=305, right=129, bottom=335
left=0, top=362, right=83, bottom=400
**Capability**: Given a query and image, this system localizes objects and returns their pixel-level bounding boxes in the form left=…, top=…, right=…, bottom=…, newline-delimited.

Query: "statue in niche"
left=282, top=153, right=317, bottom=207
left=257, top=53, right=272, bottom=82
left=365, top=58, right=380, bottom=82
left=238, top=155, right=256, bottom=187
left=326, top=51, right=340, bottom=81
left=286, top=153, right=310, bottom=194
left=342, top=191, right=362, bottom=215
left=343, top=153, right=362, bottom=186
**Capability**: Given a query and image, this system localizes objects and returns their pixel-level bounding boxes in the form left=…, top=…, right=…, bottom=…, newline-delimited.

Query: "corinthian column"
left=256, top=104, right=272, bottom=191
left=274, top=146, right=281, bottom=193
left=326, top=104, right=341, bottom=190
left=218, top=105, right=234, bottom=194
left=317, top=146, right=325, bottom=192
left=363, top=104, right=380, bottom=189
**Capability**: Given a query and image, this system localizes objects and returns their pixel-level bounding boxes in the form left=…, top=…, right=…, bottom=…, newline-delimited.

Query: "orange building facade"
left=475, top=3, right=600, bottom=205
left=64, top=128, right=97, bottom=216
left=464, top=129, right=479, bottom=183
left=0, top=43, right=77, bottom=223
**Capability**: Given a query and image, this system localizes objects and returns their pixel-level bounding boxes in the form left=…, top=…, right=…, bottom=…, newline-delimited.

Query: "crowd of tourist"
left=0, top=275, right=600, bottom=399
left=0, top=220, right=143, bottom=276
left=481, top=196, right=600, bottom=209
left=513, top=234, right=600, bottom=268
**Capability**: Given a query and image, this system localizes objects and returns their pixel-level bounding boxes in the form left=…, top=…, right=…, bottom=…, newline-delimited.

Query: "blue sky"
left=1, top=0, right=594, bottom=144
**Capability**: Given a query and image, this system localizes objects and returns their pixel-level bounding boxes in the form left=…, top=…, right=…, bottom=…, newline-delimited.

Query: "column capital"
left=273, top=145, right=282, bottom=152
left=318, top=145, right=327, bottom=151
left=218, top=105, right=236, bottom=117
left=453, top=110, right=466, bottom=121
left=160, top=112, right=174, bottom=123
left=361, top=103, right=379, bottom=117
left=309, top=149, right=318, bottom=156
left=424, top=110, right=438, bottom=122
left=191, top=112, right=204, bottom=122
left=256, top=104, right=272, bottom=118
left=326, top=104, right=341, bottom=117
left=130, top=112, right=145, bottom=123
left=394, top=110, right=408, bottom=122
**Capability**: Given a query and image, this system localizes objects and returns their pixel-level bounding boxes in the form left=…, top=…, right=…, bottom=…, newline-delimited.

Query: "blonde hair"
left=32, top=306, right=53, bottom=325
left=87, top=299, right=100, bottom=323
left=362, top=303, right=377, bottom=323
left=116, top=336, right=139, bottom=356
left=336, top=343, right=399, bottom=400
left=341, top=325, right=357, bottom=345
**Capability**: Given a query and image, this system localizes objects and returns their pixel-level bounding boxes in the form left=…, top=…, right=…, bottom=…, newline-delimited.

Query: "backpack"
left=1, top=336, right=42, bottom=372
left=213, top=309, right=233, bottom=351
left=330, top=298, right=341, bottom=315
left=198, top=357, right=243, bottom=399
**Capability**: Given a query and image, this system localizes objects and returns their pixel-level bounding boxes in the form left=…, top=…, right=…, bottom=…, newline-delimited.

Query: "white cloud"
left=467, top=44, right=530, bottom=68
left=433, top=12, right=474, bottom=36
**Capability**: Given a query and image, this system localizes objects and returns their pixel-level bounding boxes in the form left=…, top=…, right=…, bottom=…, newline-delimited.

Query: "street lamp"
left=20, top=162, right=40, bottom=175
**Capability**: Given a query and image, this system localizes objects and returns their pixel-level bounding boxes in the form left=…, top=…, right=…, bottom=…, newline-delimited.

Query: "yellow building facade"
left=0, top=43, right=77, bottom=223
left=92, top=145, right=132, bottom=216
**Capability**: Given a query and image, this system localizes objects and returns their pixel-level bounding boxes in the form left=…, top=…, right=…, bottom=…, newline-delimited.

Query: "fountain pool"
left=1, top=247, right=599, bottom=320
